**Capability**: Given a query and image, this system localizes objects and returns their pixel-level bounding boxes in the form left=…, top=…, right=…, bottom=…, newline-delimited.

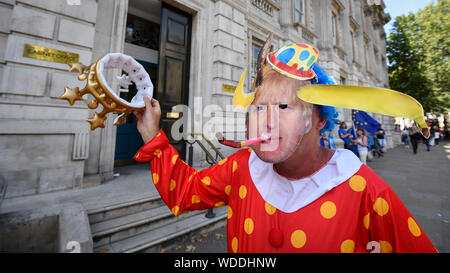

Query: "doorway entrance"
left=114, top=0, right=192, bottom=166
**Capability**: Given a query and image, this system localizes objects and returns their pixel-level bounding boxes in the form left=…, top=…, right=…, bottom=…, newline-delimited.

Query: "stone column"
left=85, top=0, right=128, bottom=183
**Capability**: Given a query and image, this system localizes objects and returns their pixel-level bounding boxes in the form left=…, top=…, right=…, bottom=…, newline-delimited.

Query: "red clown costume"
left=134, top=131, right=436, bottom=253
left=134, top=40, right=436, bottom=253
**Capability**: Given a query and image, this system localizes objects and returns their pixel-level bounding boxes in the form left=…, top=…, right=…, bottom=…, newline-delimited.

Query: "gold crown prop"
left=60, top=53, right=153, bottom=130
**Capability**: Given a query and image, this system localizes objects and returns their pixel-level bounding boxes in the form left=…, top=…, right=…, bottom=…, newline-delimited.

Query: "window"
left=332, top=12, right=338, bottom=45
left=350, top=30, right=356, bottom=61
left=251, top=42, right=262, bottom=81
left=294, top=0, right=306, bottom=25
left=363, top=36, right=369, bottom=71
left=125, top=13, right=160, bottom=50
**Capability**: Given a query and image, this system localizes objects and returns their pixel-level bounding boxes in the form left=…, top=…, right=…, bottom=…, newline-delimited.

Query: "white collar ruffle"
left=248, top=149, right=362, bottom=213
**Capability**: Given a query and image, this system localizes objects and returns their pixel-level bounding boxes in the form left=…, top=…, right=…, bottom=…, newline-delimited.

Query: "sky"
left=383, top=0, right=435, bottom=35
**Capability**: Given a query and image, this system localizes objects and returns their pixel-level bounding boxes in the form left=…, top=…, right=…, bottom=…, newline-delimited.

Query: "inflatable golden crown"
left=60, top=53, right=153, bottom=130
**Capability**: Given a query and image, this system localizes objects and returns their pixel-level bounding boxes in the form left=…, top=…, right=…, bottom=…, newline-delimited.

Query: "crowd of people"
left=401, top=124, right=442, bottom=154
left=324, top=122, right=444, bottom=164
left=335, top=122, right=386, bottom=164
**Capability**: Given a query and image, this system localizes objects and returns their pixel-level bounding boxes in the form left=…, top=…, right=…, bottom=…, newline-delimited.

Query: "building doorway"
left=114, top=0, right=191, bottom=166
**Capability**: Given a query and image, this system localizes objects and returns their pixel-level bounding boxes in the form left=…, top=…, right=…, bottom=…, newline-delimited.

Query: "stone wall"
left=0, top=0, right=98, bottom=198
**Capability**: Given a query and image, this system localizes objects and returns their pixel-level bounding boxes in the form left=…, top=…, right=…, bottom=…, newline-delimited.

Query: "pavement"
left=163, top=140, right=450, bottom=253
left=1, top=163, right=158, bottom=214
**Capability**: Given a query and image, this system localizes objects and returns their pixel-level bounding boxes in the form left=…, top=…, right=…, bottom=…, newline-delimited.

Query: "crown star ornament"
left=60, top=53, right=154, bottom=130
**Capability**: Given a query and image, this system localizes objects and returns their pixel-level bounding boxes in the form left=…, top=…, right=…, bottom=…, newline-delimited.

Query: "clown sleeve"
left=133, top=129, right=235, bottom=216
left=367, top=185, right=438, bottom=253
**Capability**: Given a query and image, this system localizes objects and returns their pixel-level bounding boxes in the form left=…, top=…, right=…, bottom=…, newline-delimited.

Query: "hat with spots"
left=267, top=43, right=319, bottom=81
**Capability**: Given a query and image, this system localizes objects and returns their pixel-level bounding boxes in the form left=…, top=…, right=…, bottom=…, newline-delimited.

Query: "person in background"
left=434, top=126, right=440, bottom=145
left=319, top=132, right=327, bottom=148
left=425, top=130, right=432, bottom=152
left=367, top=131, right=383, bottom=158
left=408, top=123, right=422, bottom=154
left=376, top=126, right=386, bottom=153
left=338, top=122, right=353, bottom=151
left=352, top=128, right=369, bottom=164
left=401, top=127, right=410, bottom=149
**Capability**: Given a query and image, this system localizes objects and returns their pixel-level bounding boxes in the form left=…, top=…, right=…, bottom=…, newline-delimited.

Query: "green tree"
left=386, top=0, right=450, bottom=113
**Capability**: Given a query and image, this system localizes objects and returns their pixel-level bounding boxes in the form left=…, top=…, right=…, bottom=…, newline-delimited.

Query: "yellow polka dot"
left=363, top=213, right=370, bottom=230
left=265, top=202, right=276, bottom=215
left=380, top=240, right=393, bottom=253
left=373, top=197, right=389, bottom=216
left=201, top=176, right=211, bottom=186
left=239, top=185, right=247, bottom=199
left=219, top=157, right=228, bottom=165
left=169, top=179, right=176, bottom=191
left=156, top=132, right=161, bottom=137
left=224, top=185, right=231, bottom=196
left=408, top=217, right=421, bottom=237
left=218, top=158, right=228, bottom=165
left=349, top=175, right=367, bottom=192
left=290, top=230, right=307, bottom=249
left=152, top=173, right=159, bottom=185
left=171, top=154, right=178, bottom=165
left=232, top=237, right=238, bottom=253
left=135, top=152, right=140, bottom=159
left=171, top=206, right=180, bottom=216
left=215, top=201, right=225, bottom=207
left=340, top=240, right=355, bottom=253
left=227, top=206, right=233, bottom=219
left=248, top=148, right=252, bottom=152
left=191, top=195, right=201, bottom=204
left=154, top=149, right=162, bottom=158
left=320, top=201, right=337, bottom=219
left=244, top=218, right=254, bottom=235
left=232, top=161, right=238, bottom=172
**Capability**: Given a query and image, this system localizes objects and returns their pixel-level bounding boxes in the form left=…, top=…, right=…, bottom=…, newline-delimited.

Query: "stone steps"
left=88, top=195, right=227, bottom=253
left=87, top=195, right=164, bottom=224
left=108, top=207, right=227, bottom=253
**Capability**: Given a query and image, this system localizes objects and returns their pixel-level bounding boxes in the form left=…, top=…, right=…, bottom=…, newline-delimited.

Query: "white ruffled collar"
left=248, top=149, right=362, bottom=213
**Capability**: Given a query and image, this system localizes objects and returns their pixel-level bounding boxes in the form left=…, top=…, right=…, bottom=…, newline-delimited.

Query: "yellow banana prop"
left=233, top=70, right=255, bottom=110
left=297, top=84, right=430, bottom=137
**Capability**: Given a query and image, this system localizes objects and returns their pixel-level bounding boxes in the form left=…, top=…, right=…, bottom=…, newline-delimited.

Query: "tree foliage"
left=386, top=0, right=450, bottom=113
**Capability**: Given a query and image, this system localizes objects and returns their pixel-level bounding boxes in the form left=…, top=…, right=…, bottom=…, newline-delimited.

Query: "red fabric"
left=134, top=130, right=437, bottom=253
left=269, top=53, right=314, bottom=78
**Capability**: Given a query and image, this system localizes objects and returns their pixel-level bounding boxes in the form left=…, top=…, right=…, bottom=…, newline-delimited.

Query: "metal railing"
left=185, top=133, right=226, bottom=218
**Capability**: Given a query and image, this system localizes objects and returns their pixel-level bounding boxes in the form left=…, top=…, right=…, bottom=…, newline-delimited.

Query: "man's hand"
left=133, top=96, right=161, bottom=144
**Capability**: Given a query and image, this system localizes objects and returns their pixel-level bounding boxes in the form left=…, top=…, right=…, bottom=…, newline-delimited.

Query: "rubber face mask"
left=247, top=92, right=313, bottom=164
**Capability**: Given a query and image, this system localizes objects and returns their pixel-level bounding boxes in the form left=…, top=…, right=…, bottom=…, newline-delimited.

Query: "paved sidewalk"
left=164, top=141, right=450, bottom=253
left=368, top=140, right=450, bottom=253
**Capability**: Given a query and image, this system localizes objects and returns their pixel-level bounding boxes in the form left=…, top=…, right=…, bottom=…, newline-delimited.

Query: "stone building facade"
left=0, top=0, right=394, bottom=200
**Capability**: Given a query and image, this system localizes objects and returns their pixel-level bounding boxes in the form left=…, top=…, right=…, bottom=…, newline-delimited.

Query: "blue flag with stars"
left=352, top=110, right=381, bottom=134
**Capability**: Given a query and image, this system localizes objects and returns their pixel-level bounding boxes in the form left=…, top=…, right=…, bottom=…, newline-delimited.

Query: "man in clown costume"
left=132, top=35, right=436, bottom=253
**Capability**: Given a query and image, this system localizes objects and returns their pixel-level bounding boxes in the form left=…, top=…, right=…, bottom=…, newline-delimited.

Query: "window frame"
left=331, top=12, right=338, bottom=45
left=294, top=0, right=306, bottom=26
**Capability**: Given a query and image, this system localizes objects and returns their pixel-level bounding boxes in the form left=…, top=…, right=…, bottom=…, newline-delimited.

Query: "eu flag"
left=352, top=110, right=381, bottom=134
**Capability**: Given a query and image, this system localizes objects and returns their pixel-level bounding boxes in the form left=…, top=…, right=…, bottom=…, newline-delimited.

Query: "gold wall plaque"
left=23, top=44, right=79, bottom=64
left=166, top=112, right=180, bottom=119
left=222, top=83, right=236, bottom=93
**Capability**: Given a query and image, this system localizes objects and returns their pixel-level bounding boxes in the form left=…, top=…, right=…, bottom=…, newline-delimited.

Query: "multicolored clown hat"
left=267, top=43, right=318, bottom=80
left=232, top=33, right=430, bottom=138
